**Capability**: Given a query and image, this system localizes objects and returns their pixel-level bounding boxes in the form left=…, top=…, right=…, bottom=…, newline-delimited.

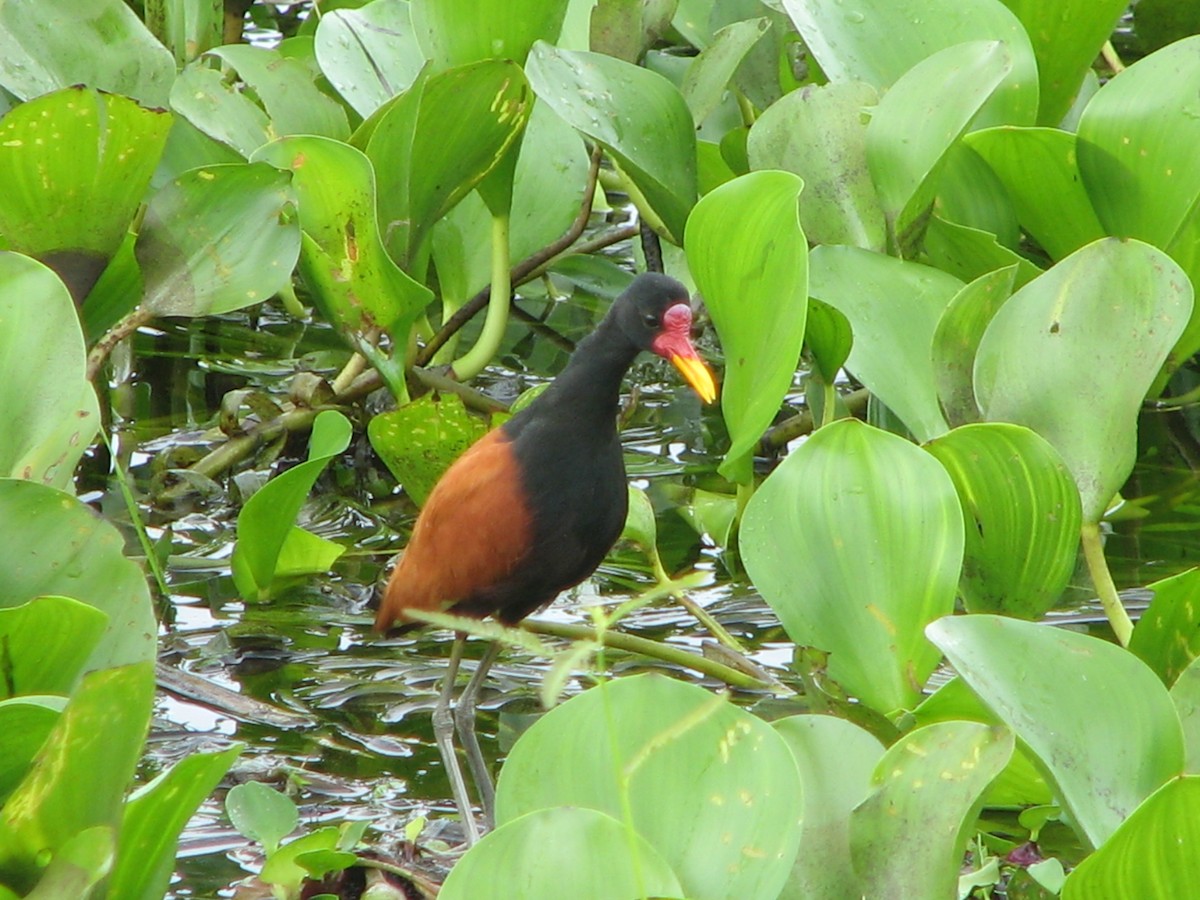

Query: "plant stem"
left=87, top=307, right=154, bottom=381
left=1079, top=521, right=1133, bottom=646
left=451, top=213, right=512, bottom=381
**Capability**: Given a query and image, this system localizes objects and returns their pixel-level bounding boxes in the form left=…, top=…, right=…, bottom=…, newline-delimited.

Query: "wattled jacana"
left=375, top=273, right=718, bottom=844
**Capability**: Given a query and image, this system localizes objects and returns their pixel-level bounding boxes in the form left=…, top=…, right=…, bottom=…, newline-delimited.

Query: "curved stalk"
left=1080, top=521, right=1133, bottom=646
left=450, top=213, right=512, bottom=381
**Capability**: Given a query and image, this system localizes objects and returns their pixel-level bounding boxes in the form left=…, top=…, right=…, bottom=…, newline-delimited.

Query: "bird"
left=374, top=272, right=718, bottom=845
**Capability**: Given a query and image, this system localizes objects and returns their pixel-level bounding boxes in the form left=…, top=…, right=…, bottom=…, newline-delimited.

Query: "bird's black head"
left=612, top=273, right=718, bottom=403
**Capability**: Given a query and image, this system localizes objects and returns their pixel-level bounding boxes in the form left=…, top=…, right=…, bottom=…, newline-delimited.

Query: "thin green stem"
left=1080, top=521, right=1133, bottom=646
left=450, top=213, right=512, bottom=381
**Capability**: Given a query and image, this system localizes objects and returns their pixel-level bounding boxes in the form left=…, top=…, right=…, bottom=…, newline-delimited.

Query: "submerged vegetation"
left=2, top=0, right=1200, bottom=897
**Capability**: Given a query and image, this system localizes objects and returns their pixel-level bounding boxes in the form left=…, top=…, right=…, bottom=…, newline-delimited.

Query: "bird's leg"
left=433, top=635, right=481, bottom=846
left=454, top=640, right=501, bottom=828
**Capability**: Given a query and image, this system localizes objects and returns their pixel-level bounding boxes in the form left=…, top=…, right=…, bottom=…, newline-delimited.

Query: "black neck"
left=526, top=314, right=637, bottom=425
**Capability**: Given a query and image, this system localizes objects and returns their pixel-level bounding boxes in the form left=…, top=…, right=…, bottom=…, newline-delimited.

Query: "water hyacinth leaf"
left=253, top=136, right=431, bottom=338
left=680, top=17, right=771, bottom=127
left=865, top=40, right=1011, bottom=255
left=930, top=266, right=1016, bottom=427
left=0, top=698, right=64, bottom=803
left=741, top=419, right=964, bottom=712
left=441, top=807, right=684, bottom=900
left=0, top=0, right=174, bottom=105
left=231, top=411, right=353, bottom=601
left=226, top=781, right=298, bottom=855
left=0, top=480, right=156, bottom=672
left=804, top=298, right=853, bottom=383
left=1129, top=567, right=1200, bottom=687
left=106, top=744, right=242, bottom=900
left=974, top=238, right=1193, bottom=523
left=1171, top=657, right=1200, bottom=773
left=412, top=0, right=569, bottom=69
left=851, top=721, right=1014, bottom=899
left=1000, top=0, right=1126, bottom=126
left=964, top=127, right=1105, bottom=261
left=495, top=673, right=803, bottom=900
left=589, top=0, right=677, bottom=63
left=922, top=215, right=1042, bottom=288
left=774, top=715, right=883, bottom=899
left=0, top=254, right=100, bottom=489
left=314, top=1, right=425, bottom=118
left=0, top=597, right=107, bottom=700
left=137, top=162, right=300, bottom=318
left=928, top=614, right=1185, bottom=848
left=527, top=42, right=696, bottom=243
left=809, top=245, right=961, bottom=442
left=22, top=825, right=113, bottom=900
left=684, top=171, right=807, bottom=484
left=368, top=394, right=491, bottom=507
left=0, top=662, right=155, bottom=879
left=747, top=81, right=885, bottom=251
left=1061, top=776, right=1200, bottom=898
left=781, top=0, right=1037, bottom=127
left=934, top=141, right=1019, bottom=249
left=169, top=64, right=273, bottom=159
left=925, top=423, right=1082, bottom=618
left=0, top=88, right=170, bottom=301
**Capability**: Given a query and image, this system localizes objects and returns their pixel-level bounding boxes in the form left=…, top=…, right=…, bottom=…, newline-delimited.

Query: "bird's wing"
left=375, top=429, right=534, bottom=630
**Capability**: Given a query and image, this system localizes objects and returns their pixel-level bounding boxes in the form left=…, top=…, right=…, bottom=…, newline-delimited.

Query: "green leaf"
left=1062, top=777, right=1200, bottom=898
left=137, top=162, right=301, bottom=317
left=809, top=245, right=962, bottom=442
left=0, top=88, right=171, bottom=300
left=253, top=135, right=432, bottom=338
left=1170, top=656, right=1200, bottom=774
left=0, top=254, right=100, bottom=489
left=747, top=80, right=886, bottom=251
left=804, top=298, right=853, bottom=383
left=0, top=480, right=156, bottom=672
left=231, top=410, right=353, bottom=600
left=412, top=0, right=569, bottom=68
left=680, top=18, right=771, bottom=127
left=169, top=63, right=273, bottom=159
left=865, top=40, right=1012, bottom=255
left=24, top=826, right=113, bottom=900
left=258, top=826, right=341, bottom=892
left=922, top=215, right=1042, bottom=289
left=226, top=781, right=299, bottom=857
left=314, top=0, right=425, bottom=118
left=684, top=171, right=808, bottom=483
left=527, top=41, right=696, bottom=243
left=928, top=615, right=1185, bottom=848
left=974, top=238, right=1193, bottom=523
left=0, top=698, right=65, bottom=804
left=441, top=807, right=684, bottom=900
left=774, top=715, right=883, bottom=899
left=0, top=0, right=174, bottom=106
left=925, top=423, right=1082, bottom=618
left=495, top=673, right=803, bottom=900
left=0, top=597, right=107, bottom=700
left=107, top=745, right=242, bottom=900
left=852, top=722, right=1013, bottom=899
left=0, top=663, right=155, bottom=887
left=741, top=419, right=964, bottom=712
left=1129, top=568, right=1200, bottom=687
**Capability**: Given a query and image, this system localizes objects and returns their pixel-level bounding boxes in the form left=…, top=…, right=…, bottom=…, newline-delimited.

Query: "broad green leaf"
left=0, top=663, right=155, bottom=884
left=997, top=0, right=1126, bottom=126
left=0, top=0, right=174, bottom=105
left=0, top=88, right=170, bottom=300
left=107, top=745, right=242, bottom=900
left=24, top=826, right=113, bottom=900
left=589, top=0, right=677, bottom=62
left=0, top=597, right=107, bottom=700
left=684, top=171, right=808, bottom=483
left=0, top=698, right=65, bottom=804
left=804, top=298, right=853, bottom=383
left=810, top=245, right=962, bottom=442
left=314, top=0, right=425, bottom=118
left=0, top=480, right=156, bottom=672
left=922, top=215, right=1042, bottom=288
left=865, top=40, right=1011, bottom=255
left=774, top=715, right=883, bottom=899
left=928, top=615, right=1185, bottom=848
left=1062, top=777, right=1200, bottom=898
left=495, top=673, right=803, bottom=900
left=441, top=807, right=684, bottom=900
left=965, top=127, right=1106, bottom=261
left=782, top=0, right=1037, bottom=126
left=852, top=722, right=1013, bottom=900
left=253, top=135, right=430, bottom=337
left=1170, top=656, right=1200, bottom=774
left=741, top=419, right=964, bottom=712
left=412, top=0, right=568, bottom=69
left=0, top=254, right=100, bottom=489
left=974, top=238, right=1193, bottom=523
left=169, top=63, right=273, bottom=158
left=934, top=141, right=1019, bottom=249
left=138, top=162, right=300, bottom=317
left=1129, top=568, right=1200, bottom=687
left=930, top=266, right=1016, bottom=427
left=925, top=423, right=1082, bottom=618
left=527, top=41, right=696, bottom=243
left=680, top=17, right=771, bottom=127
left=231, top=410, right=353, bottom=600
left=272, top=527, right=347, bottom=579
left=1134, top=0, right=1200, bottom=53
left=258, top=826, right=341, bottom=893
left=747, top=81, right=885, bottom=251
left=1078, top=36, right=1200, bottom=378
left=226, top=781, right=299, bottom=856
left=368, top=394, right=490, bottom=507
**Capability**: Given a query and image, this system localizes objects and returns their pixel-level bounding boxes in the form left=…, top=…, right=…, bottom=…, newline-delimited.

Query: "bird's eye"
left=643, top=312, right=659, bottom=327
